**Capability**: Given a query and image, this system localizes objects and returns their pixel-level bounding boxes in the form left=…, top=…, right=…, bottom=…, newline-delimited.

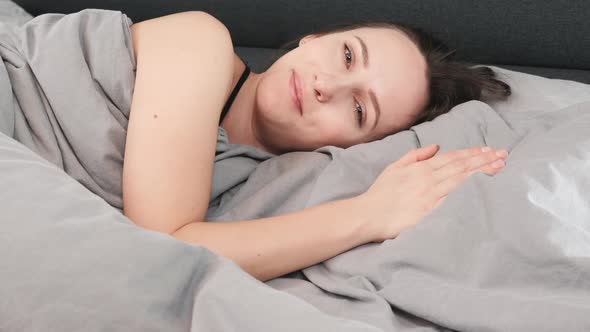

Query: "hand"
left=356, top=144, right=508, bottom=243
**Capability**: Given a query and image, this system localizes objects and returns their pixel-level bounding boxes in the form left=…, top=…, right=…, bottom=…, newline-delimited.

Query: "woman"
left=123, top=11, right=510, bottom=281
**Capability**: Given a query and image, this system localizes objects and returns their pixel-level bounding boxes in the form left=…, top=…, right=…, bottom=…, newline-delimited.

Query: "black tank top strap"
left=219, top=63, right=250, bottom=125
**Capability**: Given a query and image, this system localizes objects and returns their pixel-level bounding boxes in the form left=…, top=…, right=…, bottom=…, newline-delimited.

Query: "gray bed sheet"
left=2, top=6, right=590, bottom=332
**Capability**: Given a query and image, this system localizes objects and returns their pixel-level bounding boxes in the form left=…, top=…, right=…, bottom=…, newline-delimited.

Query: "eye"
left=344, top=44, right=362, bottom=127
left=344, top=44, right=353, bottom=68
left=354, top=99, right=364, bottom=128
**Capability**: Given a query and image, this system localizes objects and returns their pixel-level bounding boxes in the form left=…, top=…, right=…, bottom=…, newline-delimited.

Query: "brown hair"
left=277, top=21, right=511, bottom=128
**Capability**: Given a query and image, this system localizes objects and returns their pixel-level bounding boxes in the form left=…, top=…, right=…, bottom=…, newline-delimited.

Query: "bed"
left=2, top=0, right=590, bottom=331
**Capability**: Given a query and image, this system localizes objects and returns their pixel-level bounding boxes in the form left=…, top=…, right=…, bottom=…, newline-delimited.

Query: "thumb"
left=394, top=144, right=439, bottom=168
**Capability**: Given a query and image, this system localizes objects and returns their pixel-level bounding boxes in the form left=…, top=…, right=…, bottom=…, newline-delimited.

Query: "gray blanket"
left=2, top=7, right=590, bottom=332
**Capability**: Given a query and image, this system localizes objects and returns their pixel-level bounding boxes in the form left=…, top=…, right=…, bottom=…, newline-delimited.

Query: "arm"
left=123, top=11, right=234, bottom=234
left=174, top=145, right=508, bottom=282
left=172, top=197, right=373, bottom=282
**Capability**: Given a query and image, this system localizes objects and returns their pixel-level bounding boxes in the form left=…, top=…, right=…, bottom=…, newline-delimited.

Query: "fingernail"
left=496, top=150, right=508, bottom=158
left=481, top=146, right=492, bottom=152
left=491, top=160, right=505, bottom=168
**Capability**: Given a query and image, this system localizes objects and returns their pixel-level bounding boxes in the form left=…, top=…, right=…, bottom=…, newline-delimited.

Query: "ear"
left=299, top=34, right=318, bottom=47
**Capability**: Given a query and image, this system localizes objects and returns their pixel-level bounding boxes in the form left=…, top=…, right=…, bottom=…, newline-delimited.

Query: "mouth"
left=290, top=70, right=303, bottom=115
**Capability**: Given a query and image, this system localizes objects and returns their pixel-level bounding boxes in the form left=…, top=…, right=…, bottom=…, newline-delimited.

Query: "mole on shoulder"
left=153, top=114, right=158, bottom=119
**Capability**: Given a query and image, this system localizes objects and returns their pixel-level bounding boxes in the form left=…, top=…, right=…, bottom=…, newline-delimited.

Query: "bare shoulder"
left=130, top=11, right=233, bottom=71
left=130, top=10, right=232, bottom=42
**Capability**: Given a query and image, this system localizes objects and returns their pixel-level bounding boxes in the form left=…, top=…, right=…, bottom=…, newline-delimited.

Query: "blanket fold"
left=0, top=9, right=136, bottom=209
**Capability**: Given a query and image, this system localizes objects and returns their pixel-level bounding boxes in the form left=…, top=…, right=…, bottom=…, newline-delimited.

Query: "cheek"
left=255, top=74, right=289, bottom=121
left=312, top=113, right=353, bottom=142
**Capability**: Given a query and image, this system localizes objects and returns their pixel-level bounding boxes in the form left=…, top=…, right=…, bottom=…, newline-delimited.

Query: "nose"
left=313, top=72, right=351, bottom=103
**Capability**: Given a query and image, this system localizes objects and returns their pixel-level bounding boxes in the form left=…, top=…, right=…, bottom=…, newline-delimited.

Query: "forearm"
left=171, top=197, right=374, bottom=282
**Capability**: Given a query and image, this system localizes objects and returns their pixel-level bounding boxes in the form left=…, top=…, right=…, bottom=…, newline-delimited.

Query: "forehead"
left=334, top=27, right=428, bottom=137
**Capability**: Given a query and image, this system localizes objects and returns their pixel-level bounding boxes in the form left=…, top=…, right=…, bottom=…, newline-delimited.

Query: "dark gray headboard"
left=14, top=0, right=590, bottom=84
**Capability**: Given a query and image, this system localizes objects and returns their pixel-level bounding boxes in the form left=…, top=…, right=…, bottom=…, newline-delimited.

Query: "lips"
left=290, top=70, right=303, bottom=115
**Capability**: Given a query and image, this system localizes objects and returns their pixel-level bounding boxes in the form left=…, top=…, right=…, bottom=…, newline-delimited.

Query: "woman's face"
left=253, top=27, right=428, bottom=154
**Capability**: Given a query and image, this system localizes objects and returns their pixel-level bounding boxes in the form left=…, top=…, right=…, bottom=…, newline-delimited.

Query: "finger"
left=433, top=195, right=447, bottom=209
left=431, top=171, right=472, bottom=200
left=393, top=144, right=439, bottom=168
left=477, top=159, right=507, bottom=175
left=433, top=149, right=507, bottom=182
left=425, top=146, right=494, bottom=170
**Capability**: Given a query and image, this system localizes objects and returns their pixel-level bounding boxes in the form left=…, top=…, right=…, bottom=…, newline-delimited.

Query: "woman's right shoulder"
left=129, top=11, right=233, bottom=69
left=130, top=10, right=231, bottom=39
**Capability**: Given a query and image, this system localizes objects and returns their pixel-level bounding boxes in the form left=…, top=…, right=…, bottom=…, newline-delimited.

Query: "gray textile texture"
left=0, top=0, right=32, bottom=26
left=2, top=6, right=590, bottom=332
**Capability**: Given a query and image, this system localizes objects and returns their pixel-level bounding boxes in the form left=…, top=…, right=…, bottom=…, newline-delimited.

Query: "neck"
left=220, top=55, right=272, bottom=154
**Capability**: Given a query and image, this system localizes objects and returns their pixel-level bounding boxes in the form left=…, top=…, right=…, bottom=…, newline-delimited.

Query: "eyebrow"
left=354, top=35, right=381, bottom=132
